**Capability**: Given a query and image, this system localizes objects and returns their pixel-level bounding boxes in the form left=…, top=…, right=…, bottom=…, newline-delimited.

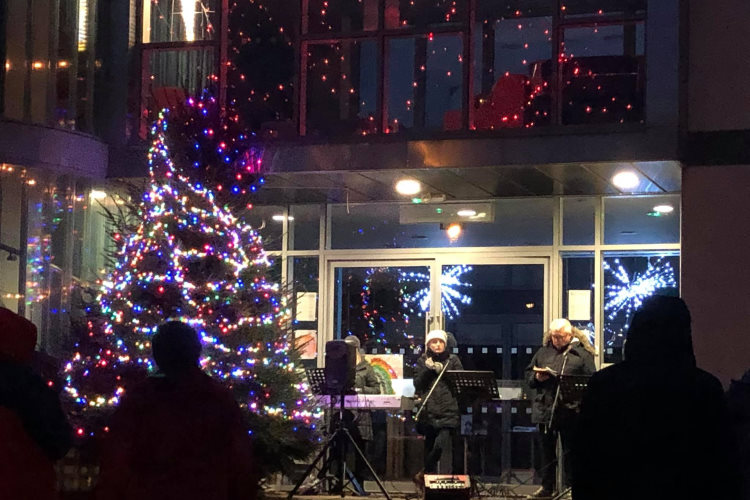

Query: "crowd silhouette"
left=1, top=298, right=749, bottom=499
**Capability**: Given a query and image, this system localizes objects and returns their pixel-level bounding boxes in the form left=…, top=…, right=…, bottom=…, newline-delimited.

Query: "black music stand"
left=445, top=371, right=499, bottom=497
left=288, top=370, right=392, bottom=499
left=549, top=374, right=590, bottom=430
left=548, top=374, right=589, bottom=499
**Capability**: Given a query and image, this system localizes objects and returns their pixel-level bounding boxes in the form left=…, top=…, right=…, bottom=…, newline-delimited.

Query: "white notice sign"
left=568, top=290, right=592, bottom=321
left=296, top=292, right=318, bottom=322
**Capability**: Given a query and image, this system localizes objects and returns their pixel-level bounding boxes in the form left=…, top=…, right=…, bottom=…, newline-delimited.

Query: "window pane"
left=330, top=199, right=553, bottom=249
left=290, top=205, right=321, bottom=250
left=142, top=0, right=218, bottom=43
left=240, top=205, right=285, bottom=250
left=561, top=253, right=595, bottom=342
left=305, top=40, right=378, bottom=137
left=384, top=0, right=467, bottom=29
left=306, top=0, right=379, bottom=34
left=143, top=47, right=217, bottom=134
left=473, top=1, right=553, bottom=129
left=146, top=47, right=216, bottom=96
left=290, top=257, right=319, bottom=365
left=386, top=35, right=464, bottom=133
left=443, top=264, right=545, bottom=380
left=0, top=173, right=23, bottom=313
left=603, top=252, right=680, bottom=364
left=563, top=197, right=596, bottom=245
left=55, top=1, right=78, bottom=128
left=561, top=0, right=646, bottom=19
left=560, top=22, right=645, bottom=125
left=604, top=195, right=680, bottom=244
left=333, top=266, right=428, bottom=356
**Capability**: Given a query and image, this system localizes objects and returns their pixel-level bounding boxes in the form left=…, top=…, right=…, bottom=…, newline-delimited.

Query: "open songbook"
left=533, top=366, right=559, bottom=376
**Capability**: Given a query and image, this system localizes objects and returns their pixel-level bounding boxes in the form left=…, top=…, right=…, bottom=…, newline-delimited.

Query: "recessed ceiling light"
left=653, top=204, right=674, bottom=214
left=612, top=171, right=640, bottom=189
left=395, top=178, right=421, bottom=196
left=90, top=190, right=107, bottom=200
left=457, top=209, right=477, bottom=217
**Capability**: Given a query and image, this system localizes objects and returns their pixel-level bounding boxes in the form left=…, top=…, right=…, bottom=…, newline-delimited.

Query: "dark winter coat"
left=414, top=351, right=463, bottom=429
left=352, top=359, right=381, bottom=441
left=0, top=362, right=72, bottom=500
left=0, top=308, right=71, bottom=500
left=526, top=338, right=596, bottom=425
left=572, top=296, right=741, bottom=500
left=96, top=369, right=258, bottom=500
left=727, top=373, right=750, bottom=500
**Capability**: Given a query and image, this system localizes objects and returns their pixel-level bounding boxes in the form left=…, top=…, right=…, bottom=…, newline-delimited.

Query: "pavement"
left=265, top=480, right=558, bottom=499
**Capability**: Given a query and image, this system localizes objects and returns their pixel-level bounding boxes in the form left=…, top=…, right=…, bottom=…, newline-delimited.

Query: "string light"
left=63, top=109, right=317, bottom=440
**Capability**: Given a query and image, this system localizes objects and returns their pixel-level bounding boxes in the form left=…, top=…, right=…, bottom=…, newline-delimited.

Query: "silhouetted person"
left=0, top=307, right=71, bottom=500
left=572, top=296, right=740, bottom=500
left=728, top=369, right=750, bottom=500
left=526, top=318, right=596, bottom=498
left=96, top=321, right=258, bottom=500
left=333, top=335, right=380, bottom=491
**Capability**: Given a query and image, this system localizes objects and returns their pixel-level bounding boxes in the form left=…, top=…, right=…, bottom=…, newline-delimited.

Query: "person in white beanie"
left=413, top=329, right=463, bottom=485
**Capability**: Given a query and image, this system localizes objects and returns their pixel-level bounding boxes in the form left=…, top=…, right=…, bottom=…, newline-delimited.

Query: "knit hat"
left=344, top=335, right=361, bottom=350
left=0, top=307, right=37, bottom=364
left=425, top=329, right=447, bottom=345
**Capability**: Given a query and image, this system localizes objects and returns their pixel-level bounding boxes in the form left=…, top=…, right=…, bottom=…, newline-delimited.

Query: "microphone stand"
left=547, top=339, right=580, bottom=429
left=415, top=360, right=451, bottom=423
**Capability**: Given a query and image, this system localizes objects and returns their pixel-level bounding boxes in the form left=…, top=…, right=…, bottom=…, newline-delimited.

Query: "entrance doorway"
left=325, top=255, right=548, bottom=480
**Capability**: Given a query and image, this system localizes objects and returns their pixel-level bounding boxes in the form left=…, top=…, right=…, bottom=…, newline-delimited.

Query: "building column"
left=681, top=164, right=750, bottom=386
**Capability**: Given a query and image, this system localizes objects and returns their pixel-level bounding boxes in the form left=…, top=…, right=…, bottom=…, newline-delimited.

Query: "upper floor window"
left=299, top=0, right=647, bottom=137
left=142, top=0, right=219, bottom=43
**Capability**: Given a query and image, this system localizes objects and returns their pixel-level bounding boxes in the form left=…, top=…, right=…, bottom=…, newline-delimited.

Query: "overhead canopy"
left=255, top=160, right=681, bottom=204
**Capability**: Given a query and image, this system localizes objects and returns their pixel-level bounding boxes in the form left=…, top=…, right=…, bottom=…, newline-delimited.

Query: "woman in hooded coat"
left=414, top=329, right=463, bottom=478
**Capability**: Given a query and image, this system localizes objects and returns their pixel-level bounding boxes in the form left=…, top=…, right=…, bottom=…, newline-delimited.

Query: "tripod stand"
left=288, top=370, right=391, bottom=499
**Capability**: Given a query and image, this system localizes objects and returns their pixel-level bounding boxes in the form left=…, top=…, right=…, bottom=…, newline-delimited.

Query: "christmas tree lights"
left=63, top=109, right=316, bottom=475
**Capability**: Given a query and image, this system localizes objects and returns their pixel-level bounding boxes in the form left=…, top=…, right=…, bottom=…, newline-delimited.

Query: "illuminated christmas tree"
left=63, top=109, right=315, bottom=476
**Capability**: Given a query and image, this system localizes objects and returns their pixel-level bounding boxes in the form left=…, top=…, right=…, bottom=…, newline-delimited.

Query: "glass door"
left=434, top=257, right=548, bottom=479
left=330, top=261, right=435, bottom=363
left=325, top=255, right=548, bottom=481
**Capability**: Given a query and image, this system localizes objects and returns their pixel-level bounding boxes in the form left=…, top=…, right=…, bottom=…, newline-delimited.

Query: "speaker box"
left=324, top=340, right=356, bottom=394
left=423, top=474, right=471, bottom=500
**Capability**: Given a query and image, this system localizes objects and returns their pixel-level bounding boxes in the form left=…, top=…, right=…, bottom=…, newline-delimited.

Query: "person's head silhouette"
left=152, top=321, right=202, bottom=375
left=624, top=295, right=694, bottom=367
left=0, top=307, right=37, bottom=364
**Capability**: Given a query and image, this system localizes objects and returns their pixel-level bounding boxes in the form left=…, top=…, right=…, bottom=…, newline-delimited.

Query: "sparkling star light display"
left=603, top=257, right=677, bottom=321
left=63, top=109, right=315, bottom=476
left=401, top=265, right=473, bottom=319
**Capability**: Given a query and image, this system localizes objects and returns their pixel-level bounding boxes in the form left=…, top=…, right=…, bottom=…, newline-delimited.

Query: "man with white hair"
left=526, top=318, right=596, bottom=498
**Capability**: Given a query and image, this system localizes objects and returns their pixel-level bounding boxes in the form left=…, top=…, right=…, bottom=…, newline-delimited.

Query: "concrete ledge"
left=0, top=119, right=108, bottom=179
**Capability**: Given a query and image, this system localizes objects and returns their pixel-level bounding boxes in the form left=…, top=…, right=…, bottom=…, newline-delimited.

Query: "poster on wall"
left=568, top=289, right=592, bottom=321
left=294, top=330, right=317, bottom=359
left=295, top=292, right=318, bottom=322
left=363, top=353, right=403, bottom=395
